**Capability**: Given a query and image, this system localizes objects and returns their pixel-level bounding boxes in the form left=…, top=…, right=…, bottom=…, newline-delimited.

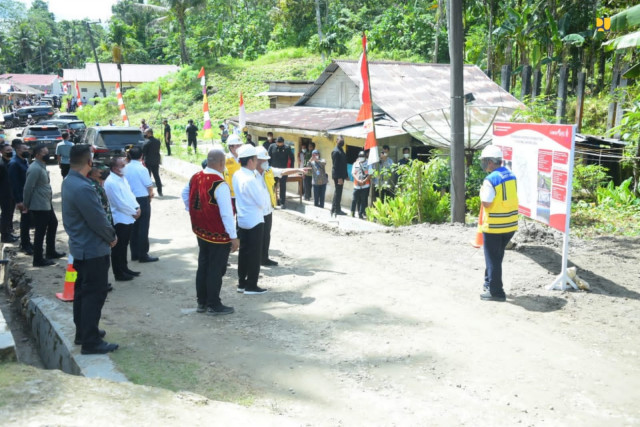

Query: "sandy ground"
left=8, top=162, right=640, bottom=426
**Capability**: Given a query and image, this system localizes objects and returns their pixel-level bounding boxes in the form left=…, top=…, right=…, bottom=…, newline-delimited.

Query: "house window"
left=81, top=88, right=88, bottom=93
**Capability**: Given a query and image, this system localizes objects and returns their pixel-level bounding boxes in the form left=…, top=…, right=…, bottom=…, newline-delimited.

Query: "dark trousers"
left=112, top=223, right=132, bottom=277
left=276, top=176, right=288, bottom=206
left=165, top=139, right=171, bottom=156
left=351, top=188, right=368, bottom=217
left=130, top=196, right=150, bottom=260
left=32, top=209, right=58, bottom=262
left=60, top=163, right=70, bottom=178
left=313, top=184, right=326, bottom=208
left=331, top=179, right=344, bottom=213
left=0, top=194, right=12, bottom=238
left=196, top=238, right=231, bottom=308
left=73, top=255, right=110, bottom=348
left=238, top=223, right=264, bottom=290
left=303, top=175, right=312, bottom=200
left=262, top=213, right=272, bottom=262
left=188, top=137, right=197, bottom=151
left=19, top=211, right=32, bottom=248
left=145, top=163, right=162, bottom=195
left=483, top=231, right=515, bottom=297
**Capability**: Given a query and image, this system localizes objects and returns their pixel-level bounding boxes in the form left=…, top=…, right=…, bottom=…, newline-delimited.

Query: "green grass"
left=571, top=202, right=640, bottom=238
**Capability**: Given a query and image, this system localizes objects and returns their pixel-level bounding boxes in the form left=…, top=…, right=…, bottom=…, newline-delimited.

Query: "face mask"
left=302, top=149, right=307, bottom=153
left=403, top=153, right=410, bottom=159
left=261, top=161, right=269, bottom=170
left=338, top=142, right=344, bottom=149
left=3, top=152, right=12, bottom=158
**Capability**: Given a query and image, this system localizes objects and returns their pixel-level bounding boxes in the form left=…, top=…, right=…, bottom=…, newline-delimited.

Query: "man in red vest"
left=182, top=148, right=239, bottom=315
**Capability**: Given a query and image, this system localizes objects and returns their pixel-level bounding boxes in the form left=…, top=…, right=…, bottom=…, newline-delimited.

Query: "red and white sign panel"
left=492, top=122, right=576, bottom=233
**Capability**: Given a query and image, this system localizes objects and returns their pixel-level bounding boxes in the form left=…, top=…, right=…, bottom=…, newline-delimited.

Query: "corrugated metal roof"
left=230, top=106, right=361, bottom=132
left=256, top=91, right=306, bottom=97
left=298, top=60, right=523, bottom=123
left=63, top=63, right=180, bottom=84
left=0, top=74, right=59, bottom=86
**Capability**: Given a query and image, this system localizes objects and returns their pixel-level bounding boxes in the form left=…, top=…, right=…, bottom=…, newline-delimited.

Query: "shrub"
left=572, top=163, right=609, bottom=201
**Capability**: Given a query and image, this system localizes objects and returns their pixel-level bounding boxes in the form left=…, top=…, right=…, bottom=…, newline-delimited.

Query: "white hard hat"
left=256, top=146, right=270, bottom=160
left=480, top=145, right=503, bottom=159
left=226, top=134, right=242, bottom=146
left=237, top=144, right=257, bottom=159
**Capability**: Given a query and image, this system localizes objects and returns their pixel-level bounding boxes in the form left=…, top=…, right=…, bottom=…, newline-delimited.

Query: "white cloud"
left=16, top=0, right=120, bottom=22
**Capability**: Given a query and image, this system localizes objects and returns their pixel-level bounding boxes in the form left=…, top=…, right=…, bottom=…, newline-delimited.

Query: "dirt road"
left=16, top=163, right=640, bottom=425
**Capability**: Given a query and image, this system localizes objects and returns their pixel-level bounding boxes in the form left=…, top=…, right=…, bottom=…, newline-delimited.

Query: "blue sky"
left=17, top=0, right=119, bottom=22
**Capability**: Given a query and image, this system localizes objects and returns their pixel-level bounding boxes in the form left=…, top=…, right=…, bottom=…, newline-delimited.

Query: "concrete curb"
left=24, top=294, right=128, bottom=382
left=0, top=245, right=17, bottom=362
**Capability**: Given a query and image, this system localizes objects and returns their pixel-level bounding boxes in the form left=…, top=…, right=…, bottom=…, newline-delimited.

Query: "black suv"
left=2, top=106, right=55, bottom=128
left=39, top=119, right=87, bottom=143
left=18, top=125, right=63, bottom=151
left=81, top=126, right=145, bottom=162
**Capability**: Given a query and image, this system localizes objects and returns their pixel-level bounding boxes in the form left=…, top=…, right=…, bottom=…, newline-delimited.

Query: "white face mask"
left=302, top=149, right=307, bottom=153
left=403, top=153, right=410, bottom=159
left=261, top=161, right=269, bottom=170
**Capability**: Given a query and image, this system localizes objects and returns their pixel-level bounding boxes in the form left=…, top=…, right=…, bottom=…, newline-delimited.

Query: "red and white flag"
left=75, top=79, right=83, bottom=110
left=197, top=67, right=205, bottom=89
left=157, top=86, right=162, bottom=104
left=356, top=34, right=378, bottom=164
left=115, top=83, right=129, bottom=126
left=238, top=92, right=246, bottom=135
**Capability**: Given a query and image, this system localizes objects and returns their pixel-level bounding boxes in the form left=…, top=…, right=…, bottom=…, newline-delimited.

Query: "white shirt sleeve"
left=480, top=179, right=496, bottom=203
left=104, top=177, right=138, bottom=217
left=182, top=182, right=191, bottom=211
left=215, top=182, right=237, bottom=239
left=271, top=167, right=284, bottom=178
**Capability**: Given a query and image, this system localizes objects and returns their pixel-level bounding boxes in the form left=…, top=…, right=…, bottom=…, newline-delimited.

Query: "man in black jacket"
left=0, top=144, right=17, bottom=243
left=8, top=142, right=32, bottom=253
left=331, top=136, right=348, bottom=216
left=142, top=128, right=163, bottom=197
left=267, top=136, right=294, bottom=208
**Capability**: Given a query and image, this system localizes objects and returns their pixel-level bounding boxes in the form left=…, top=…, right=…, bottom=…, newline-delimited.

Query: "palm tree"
left=133, top=0, right=206, bottom=64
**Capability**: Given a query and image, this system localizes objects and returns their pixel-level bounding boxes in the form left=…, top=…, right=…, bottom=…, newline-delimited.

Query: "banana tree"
left=603, top=4, right=640, bottom=78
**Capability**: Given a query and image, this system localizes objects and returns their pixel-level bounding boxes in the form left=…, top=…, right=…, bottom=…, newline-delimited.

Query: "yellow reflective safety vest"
left=481, top=167, right=519, bottom=234
left=224, top=156, right=241, bottom=197
left=263, top=168, right=277, bottom=208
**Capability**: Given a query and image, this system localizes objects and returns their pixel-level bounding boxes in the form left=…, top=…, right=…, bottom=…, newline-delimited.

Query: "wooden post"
left=520, top=65, right=532, bottom=100
left=532, top=68, right=542, bottom=99
left=575, top=71, right=586, bottom=132
left=613, top=65, right=629, bottom=139
left=555, top=65, right=568, bottom=124
left=607, top=54, right=621, bottom=131
left=501, top=65, right=511, bottom=93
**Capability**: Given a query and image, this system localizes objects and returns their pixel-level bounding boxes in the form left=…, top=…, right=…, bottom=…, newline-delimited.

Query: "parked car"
left=39, top=119, right=87, bottom=143
left=17, top=125, right=63, bottom=152
left=52, top=113, right=80, bottom=121
left=81, top=126, right=145, bottom=162
left=2, top=106, right=55, bottom=128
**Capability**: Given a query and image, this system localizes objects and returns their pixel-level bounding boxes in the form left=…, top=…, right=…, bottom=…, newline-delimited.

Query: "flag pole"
left=362, top=33, right=379, bottom=207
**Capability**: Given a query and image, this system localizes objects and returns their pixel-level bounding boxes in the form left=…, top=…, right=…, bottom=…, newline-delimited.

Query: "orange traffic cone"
left=56, top=255, right=76, bottom=302
left=471, top=205, right=484, bottom=248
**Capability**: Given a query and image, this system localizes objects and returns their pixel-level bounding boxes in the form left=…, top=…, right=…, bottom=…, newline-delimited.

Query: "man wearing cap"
left=267, top=136, right=294, bottom=208
left=224, top=134, right=243, bottom=207
left=233, top=145, right=267, bottom=294
left=182, top=148, right=239, bottom=315
left=142, top=127, right=163, bottom=197
left=351, top=151, right=371, bottom=219
left=255, top=146, right=303, bottom=267
left=478, top=144, right=518, bottom=302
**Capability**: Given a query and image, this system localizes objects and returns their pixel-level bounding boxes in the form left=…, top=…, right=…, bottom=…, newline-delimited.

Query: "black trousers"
left=483, top=231, right=515, bottom=297
left=313, top=184, right=327, bottom=208
left=0, top=194, right=12, bottom=238
left=351, top=188, right=368, bottom=217
left=331, top=179, right=344, bottom=213
left=238, top=223, right=264, bottom=290
left=165, top=138, right=171, bottom=156
left=112, top=223, right=132, bottom=277
left=303, top=175, right=312, bottom=200
left=262, top=213, right=272, bottom=262
left=145, top=163, right=162, bottom=195
left=196, top=238, right=231, bottom=308
left=130, top=196, right=150, bottom=260
left=60, top=164, right=70, bottom=178
left=276, top=175, right=288, bottom=206
left=19, top=211, right=32, bottom=248
left=73, top=254, right=110, bottom=348
left=31, top=209, right=58, bottom=262
left=188, top=137, right=197, bottom=151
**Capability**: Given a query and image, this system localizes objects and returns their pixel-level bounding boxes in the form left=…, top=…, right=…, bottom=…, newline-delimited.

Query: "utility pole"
left=314, top=0, right=325, bottom=61
left=448, top=0, right=466, bottom=224
left=85, top=21, right=107, bottom=98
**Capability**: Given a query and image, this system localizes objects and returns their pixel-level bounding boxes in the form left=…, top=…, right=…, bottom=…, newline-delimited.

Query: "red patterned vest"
left=189, top=171, right=231, bottom=244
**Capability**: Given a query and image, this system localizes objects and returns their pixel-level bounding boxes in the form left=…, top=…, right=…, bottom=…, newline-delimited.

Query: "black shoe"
left=158, top=192, right=163, bottom=197
left=114, top=273, right=134, bottom=281
left=1, top=235, right=18, bottom=243
left=244, top=287, right=268, bottom=295
left=480, top=291, right=506, bottom=302
left=33, top=259, right=55, bottom=267
left=75, top=329, right=106, bottom=345
left=46, top=251, right=66, bottom=259
left=131, top=256, right=139, bottom=261
left=124, top=269, right=141, bottom=276
left=261, top=259, right=278, bottom=266
left=206, top=305, right=234, bottom=315
left=81, top=341, right=119, bottom=354
left=335, top=211, right=347, bottom=216
left=139, top=256, right=159, bottom=263
left=21, top=245, right=34, bottom=255
left=196, top=304, right=206, bottom=313
left=107, top=283, right=114, bottom=292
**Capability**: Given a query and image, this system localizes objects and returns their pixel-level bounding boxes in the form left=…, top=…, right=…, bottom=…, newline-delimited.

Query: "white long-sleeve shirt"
left=182, top=168, right=237, bottom=239
left=104, top=173, right=139, bottom=225
left=123, top=160, right=153, bottom=197
left=232, top=167, right=265, bottom=229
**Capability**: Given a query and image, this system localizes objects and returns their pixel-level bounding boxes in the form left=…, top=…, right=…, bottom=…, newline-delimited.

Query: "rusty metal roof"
left=297, top=60, right=523, bottom=123
left=230, top=106, right=363, bottom=132
left=0, top=74, right=59, bottom=86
